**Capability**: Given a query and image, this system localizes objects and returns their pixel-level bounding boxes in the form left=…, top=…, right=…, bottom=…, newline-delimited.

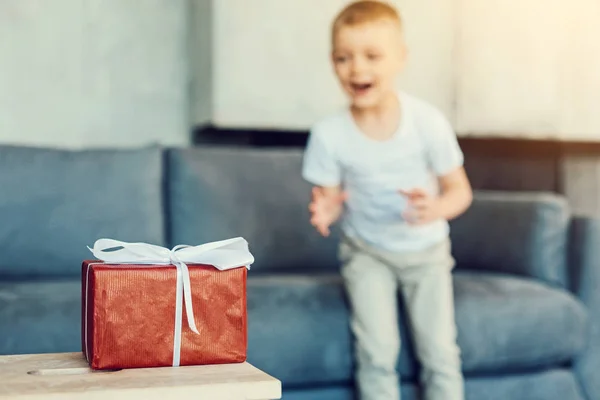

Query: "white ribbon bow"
left=87, top=237, right=254, bottom=367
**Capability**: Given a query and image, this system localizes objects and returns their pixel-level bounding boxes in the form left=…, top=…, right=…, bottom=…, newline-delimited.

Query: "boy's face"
left=332, top=20, right=406, bottom=109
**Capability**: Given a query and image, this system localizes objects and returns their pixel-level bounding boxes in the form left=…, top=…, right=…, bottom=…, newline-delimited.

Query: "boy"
left=301, top=1, right=472, bottom=400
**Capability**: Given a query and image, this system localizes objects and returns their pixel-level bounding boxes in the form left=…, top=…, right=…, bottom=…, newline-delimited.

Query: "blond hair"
left=332, top=1, right=403, bottom=39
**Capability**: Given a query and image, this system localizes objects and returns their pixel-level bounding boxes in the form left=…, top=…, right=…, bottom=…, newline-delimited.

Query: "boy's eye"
left=367, top=54, right=381, bottom=60
left=334, top=56, right=349, bottom=63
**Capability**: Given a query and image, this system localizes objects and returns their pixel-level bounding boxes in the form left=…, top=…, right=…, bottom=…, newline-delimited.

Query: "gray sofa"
left=0, top=144, right=598, bottom=400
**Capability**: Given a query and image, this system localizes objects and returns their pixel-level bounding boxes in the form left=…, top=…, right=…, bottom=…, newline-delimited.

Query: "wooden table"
left=0, top=352, right=281, bottom=399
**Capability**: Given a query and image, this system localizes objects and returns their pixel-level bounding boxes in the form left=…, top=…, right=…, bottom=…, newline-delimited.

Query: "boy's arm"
left=309, top=185, right=346, bottom=237
left=436, top=166, right=473, bottom=220
left=401, top=108, right=472, bottom=224
left=302, top=123, right=345, bottom=235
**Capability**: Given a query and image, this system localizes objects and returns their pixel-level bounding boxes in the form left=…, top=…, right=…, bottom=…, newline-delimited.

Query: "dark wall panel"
left=194, top=127, right=600, bottom=198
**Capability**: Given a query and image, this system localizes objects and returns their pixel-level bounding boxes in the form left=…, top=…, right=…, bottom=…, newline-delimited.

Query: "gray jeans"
left=339, top=235, right=464, bottom=400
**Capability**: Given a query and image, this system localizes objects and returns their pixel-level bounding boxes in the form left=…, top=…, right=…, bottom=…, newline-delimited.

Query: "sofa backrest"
left=449, top=191, right=570, bottom=287
left=0, top=145, right=165, bottom=278
left=0, top=144, right=570, bottom=284
left=167, top=147, right=341, bottom=273
left=168, top=147, right=571, bottom=286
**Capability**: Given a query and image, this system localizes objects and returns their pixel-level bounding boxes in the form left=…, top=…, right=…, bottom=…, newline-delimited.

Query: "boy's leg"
left=339, top=238, right=402, bottom=400
left=396, top=239, right=464, bottom=400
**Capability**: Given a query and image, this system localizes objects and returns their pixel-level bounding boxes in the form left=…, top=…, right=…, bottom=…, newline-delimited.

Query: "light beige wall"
left=456, top=0, right=600, bottom=141
left=192, top=0, right=600, bottom=141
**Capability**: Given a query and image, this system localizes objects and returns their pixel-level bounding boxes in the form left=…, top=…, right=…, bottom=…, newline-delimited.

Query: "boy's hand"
left=309, top=187, right=347, bottom=236
left=399, top=188, right=442, bottom=225
left=400, top=167, right=473, bottom=224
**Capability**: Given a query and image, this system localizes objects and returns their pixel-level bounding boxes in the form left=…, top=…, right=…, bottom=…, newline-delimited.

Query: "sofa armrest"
left=450, top=191, right=569, bottom=287
left=569, top=216, right=600, bottom=400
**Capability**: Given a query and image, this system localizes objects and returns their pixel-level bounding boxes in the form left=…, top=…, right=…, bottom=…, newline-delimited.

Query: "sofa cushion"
left=282, top=370, right=584, bottom=400
left=0, top=272, right=588, bottom=389
left=167, top=147, right=341, bottom=272
left=450, top=191, right=570, bottom=287
left=0, top=279, right=80, bottom=355
left=246, top=272, right=587, bottom=387
left=0, top=145, right=165, bottom=278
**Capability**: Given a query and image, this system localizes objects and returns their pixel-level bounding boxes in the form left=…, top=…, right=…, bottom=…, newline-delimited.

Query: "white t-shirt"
left=302, top=91, right=464, bottom=252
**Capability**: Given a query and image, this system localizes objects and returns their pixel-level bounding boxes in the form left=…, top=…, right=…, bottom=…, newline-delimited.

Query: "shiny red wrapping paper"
left=81, top=261, right=247, bottom=370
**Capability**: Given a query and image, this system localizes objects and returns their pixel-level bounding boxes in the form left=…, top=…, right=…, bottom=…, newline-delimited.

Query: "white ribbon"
left=85, top=237, right=254, bottom=367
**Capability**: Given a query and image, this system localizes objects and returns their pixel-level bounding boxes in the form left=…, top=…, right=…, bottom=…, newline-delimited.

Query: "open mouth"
left=350, top=82, right=374, bottom=95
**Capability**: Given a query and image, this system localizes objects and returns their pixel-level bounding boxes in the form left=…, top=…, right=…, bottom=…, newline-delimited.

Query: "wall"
left=456, top=0, right=600, bottom=141
left=6, top=1, right=597, bottom=147
left=193, top=0, right=600, bottom=142
left=0, top=0, right=190, bottom=149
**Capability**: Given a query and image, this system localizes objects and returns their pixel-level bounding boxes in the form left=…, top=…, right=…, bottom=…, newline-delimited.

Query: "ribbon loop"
left=87, top=237, right=253, bottom=366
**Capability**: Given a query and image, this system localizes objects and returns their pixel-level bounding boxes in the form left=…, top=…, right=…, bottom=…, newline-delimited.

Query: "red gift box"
left=81, top=238, right=252, bottom=370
